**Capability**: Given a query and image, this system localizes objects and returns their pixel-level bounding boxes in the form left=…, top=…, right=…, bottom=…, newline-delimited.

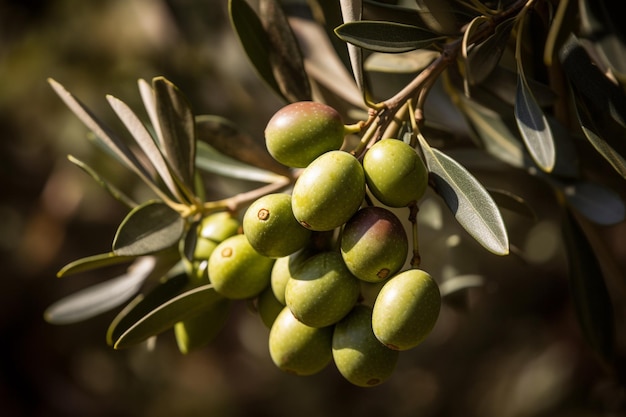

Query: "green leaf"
left=364, top=50, right=439, bottom=74
left=106, top=94, right=185, bottom=202
left=562, top=181, right=625, bottom=226
left=335, top=20, right=445, bottom=53
left=112, top=283, right=225, bottom=349
left=48, top=78, right=159, bottom=189
left=67, top=155, right=138, bottom=209
left=339, top=0, right=371, bottom=104
left=113, top=200, right=185, bottom=256
left=514, top=70, right=556, bottom=172
left=258, top=0, right=311, bottom=102
left=561, top=208, right=615, bottom=361
left=579, top=121, right=626, bottom=180
left=44, top=256, right=157, bottom=325
left=57, top=252, right=136, bottom=278
left=195, top=141, right=287, bottom=183
left=467, top=17, right=515, bottom=86
left=418, top=136, right=509, bottom=255
left=229, top=0, right=283, bottom=101
left=195, top=114, right=291, bottom=176
left=106, top=271, right=189, bottom=346
left=153, top=77, right=196, bottom=195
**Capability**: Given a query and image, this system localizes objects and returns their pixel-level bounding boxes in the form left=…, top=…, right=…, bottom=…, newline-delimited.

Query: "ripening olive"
left=285, top=251, right=360, bottom=328
left=363, top=139, right=428, bottom=207
left=270, top=249, right=312, bottom=305
left=199, top=211, right=240, bottom=242
left=372, top=269, right=441, bottom=351
left=332, top=305, right=399, bottom=387
left=341, top=206, right=408, bottom=283
left=269, top=306, right=333, bottom=376
left=243, top=193, right=312, bottom=258
left=291, top=151, right=365, bottom=231
left=265, top=101, right=346, bottom=168
left=208, top=234, right=275, bottom=299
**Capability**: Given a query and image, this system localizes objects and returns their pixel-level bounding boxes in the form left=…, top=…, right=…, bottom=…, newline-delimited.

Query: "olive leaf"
left=174, top=298, right=232, bottom=354
left=196, top=141, right=288, bottom=183
left=466, top=17, right=515, bottom=86
left=153, top=77, right=197, bottom=197
left=112, top=200, right=185, bottom=256
left=339, top=0, right=371, bottom=104
left=418, top=135, right=509, bottom=255
left=111, top=283, right=225, bottom=349
left=67, top=155, right=138, bottom=209
left=229, top=0, right=284, bottom=102
left=561, top=208, right=615, bottom=362
left=106, top=94, right=185, bottom=202
left=44, top=256, right=157, bottom=325
left=561, top=181, right=625, bottom=226
left=335, top=21, right=445, bottom=53
left=258, top=0, right=311, bottom=102
left=56, top=251, right=136, bottom=278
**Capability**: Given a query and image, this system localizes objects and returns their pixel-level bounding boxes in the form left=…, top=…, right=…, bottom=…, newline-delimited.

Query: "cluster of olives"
left=185, top=101, right=441, bottom=387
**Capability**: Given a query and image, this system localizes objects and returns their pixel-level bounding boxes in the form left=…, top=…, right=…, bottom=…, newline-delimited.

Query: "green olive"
left=257, top=286, right=284, bottom=329
left=332, top=305, right=399, bottom=387
left=208, top=234, right=275, bottom=299
left=243, top=193, right=312, bottom=258
left=291, top=151, right=365, bottom=231
left=341, top=206, right=408, bottom=283
left=174, top=297, right=231, bottom=354
left=265, top=101, right=346, bottom=168
left=363, top=139, right=428, bottom=207
left=270, top=249, right=312, bottom=305
left=285, top=251, right=360, bottom=328
left=269, top=306, right=333, bottom=376
left=372, top=269, right=441, bottom=350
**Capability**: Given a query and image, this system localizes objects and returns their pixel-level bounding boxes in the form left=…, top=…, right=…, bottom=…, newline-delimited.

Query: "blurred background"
left=1, top=1, right=625, bottom=416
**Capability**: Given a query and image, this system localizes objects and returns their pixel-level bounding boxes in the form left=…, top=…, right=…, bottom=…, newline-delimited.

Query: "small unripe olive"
left=199, top=211, right=240, bottom=242
left=291, top=151, right=365, bottom=231
left=285, top=251, right=360, bottom=328
left=208, top=234, right=275, bottom=299
left=243, top=193, right=312, bottom=258
left=332, top=305, right=399, bottom=387
left=269, top=306, right=333, bottom=376
left=363, top=138, right=428, bottom=207
left=372, top=269, right=441, bottom=350
left=265, top=101, right=346, bottom=168
left=341, top=206, right=408, bottom=283
left=174, top=297, right=231, bottom=354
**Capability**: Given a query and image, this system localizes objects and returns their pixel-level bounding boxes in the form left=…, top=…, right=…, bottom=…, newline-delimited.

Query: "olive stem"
left=408, top=201, right=421, bottom=268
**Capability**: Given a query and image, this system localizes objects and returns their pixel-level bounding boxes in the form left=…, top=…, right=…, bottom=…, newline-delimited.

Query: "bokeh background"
left=1, top=1, right=625, bottom=416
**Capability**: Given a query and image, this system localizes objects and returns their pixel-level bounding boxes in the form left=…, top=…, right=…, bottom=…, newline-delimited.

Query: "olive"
left=265, top=101, right=346, bottom=168
left=372, top=269, right=441, bottom=350
left=363, top=139, right=428, bottom=207
left=174, top=297, right=231, bottom=354
left=332, top=305, right=399, bottom=387
left=291, top=151, right=365, bottom=231
left=341, top=206, right=408, bottom=283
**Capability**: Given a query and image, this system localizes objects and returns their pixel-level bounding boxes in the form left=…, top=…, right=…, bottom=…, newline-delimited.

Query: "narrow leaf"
left=48, top=78, right=157, bottom=187
left=580, top=124, right=626, bottom=180
left=418, top=136, right=509, bottom=255
left=467, top=17, right=515, bottom=86
left=153, top=77, right=196, bottom=192
left=562, top=208, right=615, bottom=361
left=107, top=94, right=185, bottom=202
left=340, top=0, right=369, bottom=102
left=335, top=20, right=445, bottom=53
left=138, top=79, right=165, bottom=147
left=174, top=298, right=231, bottom=354
left=514, top=71, right=556, bottom=172
left=57, top=252, right=136, bottom=278
left=259, top=0, right=311, bottom=102
left=196, top=141, right=287, bottom=183
left=113, top=200, right=185, bottom=256
left=229, top=0, right=283, bottom=101
left=113, top=284, right=224, bottom=349
left=44, top=256, right=157, bottom=325
left=67, top=155, right=137, bottom=208
left=562, top=181, right=625, bottom=226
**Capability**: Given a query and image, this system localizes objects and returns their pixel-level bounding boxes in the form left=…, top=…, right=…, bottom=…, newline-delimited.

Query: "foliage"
left=44, top=0, right=625, bottom=387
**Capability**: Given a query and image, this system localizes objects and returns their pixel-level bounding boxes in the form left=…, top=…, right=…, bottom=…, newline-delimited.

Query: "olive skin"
left=291, top=151, right=365, bottom=231
left=269, top=306, right=333, bottom=376
left=372, top=269, right=441, bottom=351
left=174, top=297, right=231, bottom=354
left=341, top=206, right=408, bottom=283
left=257, top=286, right=284, bottom=328
left=243, top=193, right=312, bottom=258
left=208, top=234, right=275, bottom=300
left=363, top=139, right=428, bottom=207
left=285, top=251, right=360, bottom=328
left=332, top=305, right=399, bottom=387
left=270, top=249, right=312, bottom=305
left=265, top=101, right=346, bottom=168
left=199, top=211, right=241, bottom=242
